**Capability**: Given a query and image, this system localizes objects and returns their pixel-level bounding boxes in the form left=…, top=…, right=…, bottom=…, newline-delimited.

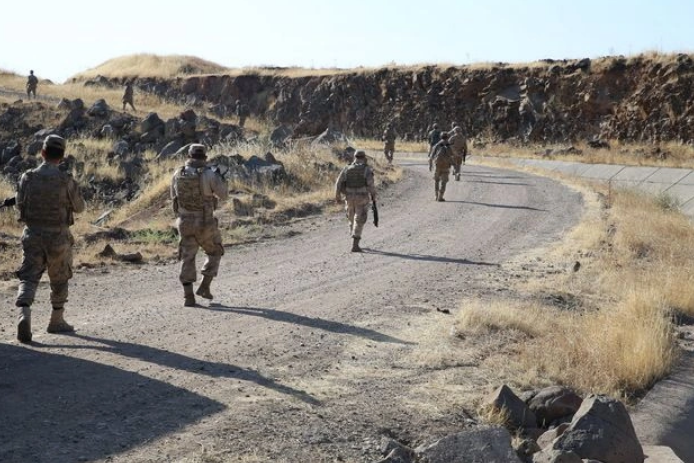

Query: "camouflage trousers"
left=383, top=141, right=395, bottom=162
left=177, top=215, right=224, bottom=284
left=345, top=196, right=370, bottom=238
left=15, top=227, right=75, bottom=308
left=434, top=169, right=451, bottom=197
left=26, top=85, right=37, bottom=98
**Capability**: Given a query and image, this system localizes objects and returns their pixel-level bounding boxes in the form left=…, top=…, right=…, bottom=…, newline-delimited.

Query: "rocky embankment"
left=82, top=54, right=694, bottom=144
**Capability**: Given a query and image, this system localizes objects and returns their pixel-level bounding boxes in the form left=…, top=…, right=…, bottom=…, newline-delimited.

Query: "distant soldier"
left=235, top=99, right=250, bottom=128
left=335, top=150, right=377, bottom=252
left=26, top=70, right=38, bottom=99
left=448, top=126, right=468, bottom=181
left=382, top=123, right=397, bottom=164
left=170, top=144, right=229, bottom=307
left=14, top=135, right=86, bottom=343
left=122, top=81, right=136, bottom=111
left=427, top=123, right=441, bottom=157
left=429, top=131, right=455, bottom=201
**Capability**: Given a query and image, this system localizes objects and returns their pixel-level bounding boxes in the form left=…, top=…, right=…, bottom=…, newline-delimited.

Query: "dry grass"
left=70, top=54, right=228, bottom=81
left=480, top=139, right=694, bottom=169
left=352, top=137, right=427, bottom=154
left=455, top=178, right=689, bottom=399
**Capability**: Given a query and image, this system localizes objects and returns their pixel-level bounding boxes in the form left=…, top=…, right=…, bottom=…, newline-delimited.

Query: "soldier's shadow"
left=204, top=305, right=414, bottom=346
left=362, top=248, right=500, bottom=267
left=35, top=334, right=320, bottom=406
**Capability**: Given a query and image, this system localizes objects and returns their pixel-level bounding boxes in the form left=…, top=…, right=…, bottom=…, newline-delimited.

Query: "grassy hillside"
left=70, top=54, right=230, bottom=80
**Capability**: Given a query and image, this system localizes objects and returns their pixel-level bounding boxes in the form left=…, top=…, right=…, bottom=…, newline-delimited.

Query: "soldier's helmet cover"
left=188, top=144, right=207, bottom=157
left=43, top=134, right=66, bottom=151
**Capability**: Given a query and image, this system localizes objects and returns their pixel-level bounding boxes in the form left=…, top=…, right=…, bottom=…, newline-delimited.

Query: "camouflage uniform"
left=235, top=100, right=250, bottom=128
left=122, top=82, right=135, bottom=111
left=382, top=125, right=397, bottom=164
left=15, top=135, right=86, bottom=343
left=427, top=124, right=441, bottom=157
left=170, top=144, right=228, bottom=306
left=448, top=126, right=468, bottom=180
left=335, top=151, right=377, bottom=252
left=429, top=135, right=455, bottom=201
left=26, top=71, right=38, bottom=99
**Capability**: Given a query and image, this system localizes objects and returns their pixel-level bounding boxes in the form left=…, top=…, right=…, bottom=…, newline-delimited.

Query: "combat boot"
left=196, top=275, right=214, bottom=300
left=183, top=283, right=196, bottom=307
left=351, top=237, right=363, bottom=253
left=17, top=305, right=32, bottom=344
left=47, top=308, right=74, bottom=334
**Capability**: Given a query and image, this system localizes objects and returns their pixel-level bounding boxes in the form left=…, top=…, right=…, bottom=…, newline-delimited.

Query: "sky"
left=2, top=0, right=693, bottom=83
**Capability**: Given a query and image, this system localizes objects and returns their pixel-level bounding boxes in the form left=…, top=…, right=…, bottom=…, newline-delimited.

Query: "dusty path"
left=0, top=158, right=583, bottom=462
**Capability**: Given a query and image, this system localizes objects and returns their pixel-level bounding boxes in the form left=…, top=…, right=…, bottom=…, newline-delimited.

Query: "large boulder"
left=528, top=386, right=583, bottom=427
left=87, top=99, right=111, bottom=117
left=549, top=395, right=644, bottom=463
left=485, top=385, right=537, bottom=430
left=270, top=125, right=293, bottom=147
left=414, top=426, right=522, bottom=463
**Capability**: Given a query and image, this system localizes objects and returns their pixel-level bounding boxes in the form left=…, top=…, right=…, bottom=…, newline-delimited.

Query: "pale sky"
left=2, top=0, right=693, bottom=83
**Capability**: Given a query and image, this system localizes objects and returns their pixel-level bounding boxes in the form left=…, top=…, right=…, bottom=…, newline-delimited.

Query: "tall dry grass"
left=455, top=185, right=689, bottom=399
left=480, top=139, right=694, bottom=169
left=70, top=54, right=228, bottom=81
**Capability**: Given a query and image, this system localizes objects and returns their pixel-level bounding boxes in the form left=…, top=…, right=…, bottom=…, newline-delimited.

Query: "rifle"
left=0, top=197, right=16, bottom=210
left=372, top=199, right=379, bottom=227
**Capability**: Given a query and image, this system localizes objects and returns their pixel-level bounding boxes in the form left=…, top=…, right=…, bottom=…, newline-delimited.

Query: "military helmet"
left=440, top=131, right=449, bottom=138
left=354, top=150, right=366, bottom=158
left=432, top=123, right=439, bottom=129
left=43, top=134, right=66, bottom=151
left=188, top=143, right=207, bottom=158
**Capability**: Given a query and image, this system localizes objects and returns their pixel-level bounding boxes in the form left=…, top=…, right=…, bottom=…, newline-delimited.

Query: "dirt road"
left=0, top=159, right=583, bottom=462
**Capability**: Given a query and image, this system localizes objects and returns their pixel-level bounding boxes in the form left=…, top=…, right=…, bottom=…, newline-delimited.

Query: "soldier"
left=235, top=99, right=250, bottom=128
left=427, top=123, right=441, bottom=157
left=335, top=150, right=377, bottom=252
left=122, top=81, right=136, bottom=111
left=448, top=126, right=469, bottom=181
left=26, top=70, right=38, bottom=99
left=381, top=122, right=397, bottom=164
left=14, top=135, right=86, bottom=343
left=429, top=131, right=455, bottom=201
left=170, top=144, right=228, bottom=306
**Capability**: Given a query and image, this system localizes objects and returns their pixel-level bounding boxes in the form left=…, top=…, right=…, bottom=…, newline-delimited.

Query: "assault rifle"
left=0, top=197, right=16, bottom=210
left=372, top=200, right=379, bottom=227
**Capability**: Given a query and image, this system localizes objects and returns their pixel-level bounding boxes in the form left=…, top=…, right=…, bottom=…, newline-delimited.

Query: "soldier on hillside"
left=14, top=135, right=86, bottom=343
left=122, top=81, right=136, bottom=111
left=427, top=123, right=441, bottom=157
left=335, top=150, right=377, bottom=252
left=429, top=131, right=455, bottom=201
left=382, top=122, right=397, bottom=164
left=170, top=144, right=228, bottom=307
left=26, top=70, right=38, bottom=99
left=235, top=99, right=250, bottom=128
left=448, top=126, right=468, bottom=181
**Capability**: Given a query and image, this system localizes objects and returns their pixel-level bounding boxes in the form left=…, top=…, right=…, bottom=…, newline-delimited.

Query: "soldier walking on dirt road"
left=171, top=144, right=228, bottom=306
left=335, top=150, right=377, bottom=252
left=382, top=122, right=397, bottom=164
left=13, top=135, right=86, bottom=343
left=429, top=131, right=455, bottom=201
left=448, top=126, right=468, bottom=181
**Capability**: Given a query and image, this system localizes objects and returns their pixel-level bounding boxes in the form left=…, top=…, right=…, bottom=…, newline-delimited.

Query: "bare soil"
left=0, top=158, right=583, bottom=463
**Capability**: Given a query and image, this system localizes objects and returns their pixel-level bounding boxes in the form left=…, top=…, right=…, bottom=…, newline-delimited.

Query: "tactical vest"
left=21, top=170, right=70, bottom=227
left=434, top=144, right=453, bottom=169
left=345, top=163, right=368, bottom=189
left=175, top=166, right=206, bottom=212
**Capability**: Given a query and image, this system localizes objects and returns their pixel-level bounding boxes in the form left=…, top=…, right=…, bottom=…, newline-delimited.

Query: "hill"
left=69, top=54, right=229, bottom=81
